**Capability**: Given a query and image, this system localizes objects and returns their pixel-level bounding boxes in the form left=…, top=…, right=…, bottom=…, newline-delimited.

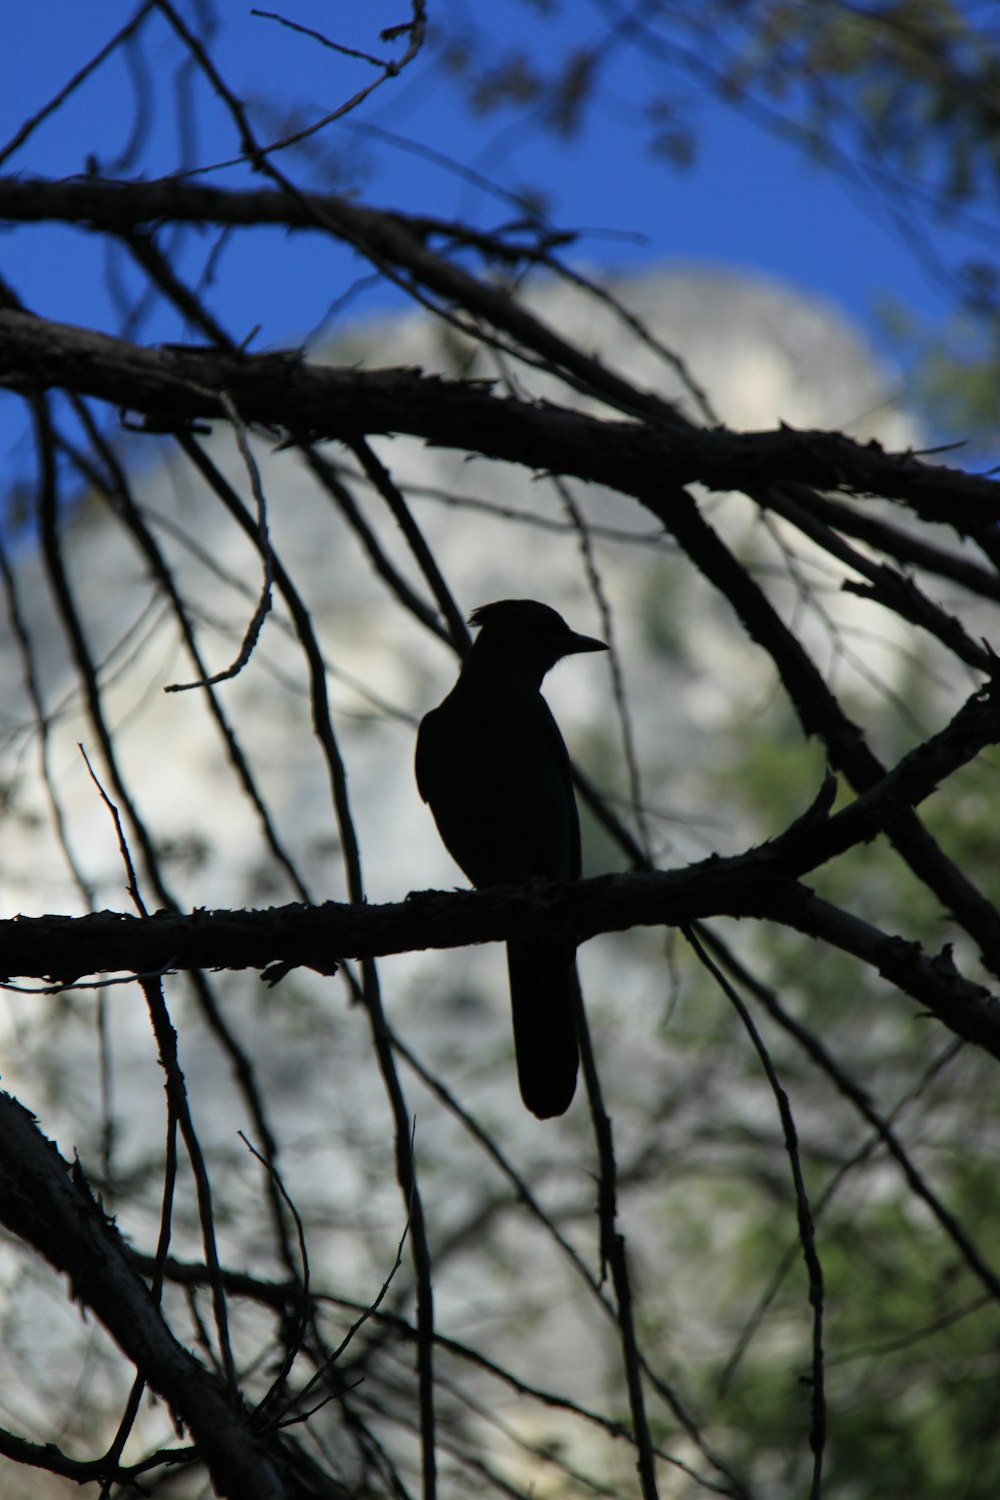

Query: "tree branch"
left=3, top=864, right=999, bottom=1059
left=1, top=308, right=998, bottom=529
left=0, top=1088, right=341, bottom=1499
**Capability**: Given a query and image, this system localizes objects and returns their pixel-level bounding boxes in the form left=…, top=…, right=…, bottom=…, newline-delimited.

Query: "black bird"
left=415, top=599, right=607, bottom=1118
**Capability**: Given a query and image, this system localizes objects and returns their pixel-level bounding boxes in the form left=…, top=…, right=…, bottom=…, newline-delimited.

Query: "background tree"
left=1, top=5, right=1000, bottom=1499
left=437, top=0, right=1000, bottom=457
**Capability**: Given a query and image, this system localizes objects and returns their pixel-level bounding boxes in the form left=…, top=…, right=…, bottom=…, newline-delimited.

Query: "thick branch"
left=0, top=1089, right=339, bottom=1500
left=1, top=308, right=998, bottom=529
left=3, top=863, right=999, bottom=1061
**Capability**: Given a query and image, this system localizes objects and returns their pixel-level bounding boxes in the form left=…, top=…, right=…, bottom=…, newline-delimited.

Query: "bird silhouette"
left=415, top=599, right=607, bottom=1117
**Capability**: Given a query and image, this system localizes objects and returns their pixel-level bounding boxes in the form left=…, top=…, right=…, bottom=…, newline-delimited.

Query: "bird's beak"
left=565, top=631, right=608, bottom=655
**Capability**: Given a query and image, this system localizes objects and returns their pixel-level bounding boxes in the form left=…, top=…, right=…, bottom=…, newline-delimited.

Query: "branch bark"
left=3, top=867, right=999, bottom=1059
left=1, top=307, right=998, bottom=529
left=0, top=1088, right=342, bottom=1499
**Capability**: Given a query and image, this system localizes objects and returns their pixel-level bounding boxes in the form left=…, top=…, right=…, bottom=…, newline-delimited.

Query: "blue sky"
left=0, top=2, right=975, bottom=479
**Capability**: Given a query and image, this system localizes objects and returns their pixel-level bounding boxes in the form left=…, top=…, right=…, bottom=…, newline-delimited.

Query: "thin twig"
left=685, top=924, right=826, bottom=1500
left=166, top=392, right=273, bottom=691
left=79, top=744, right=239, bottom=1392
left=575, top=976, right=661, bottom=1500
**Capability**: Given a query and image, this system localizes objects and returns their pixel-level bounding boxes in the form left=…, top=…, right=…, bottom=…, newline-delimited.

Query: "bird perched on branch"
left=415, top=599, right=607, bottom=1118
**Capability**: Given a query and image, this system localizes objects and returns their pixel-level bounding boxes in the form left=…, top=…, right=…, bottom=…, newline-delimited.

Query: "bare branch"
left=2, top=307, right=998, bottom=528
left=0, top=1088, right=327, bottom=1499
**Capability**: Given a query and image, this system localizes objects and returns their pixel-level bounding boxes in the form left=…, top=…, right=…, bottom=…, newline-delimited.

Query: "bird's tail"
left=506, top=932, right=580, bottom=1118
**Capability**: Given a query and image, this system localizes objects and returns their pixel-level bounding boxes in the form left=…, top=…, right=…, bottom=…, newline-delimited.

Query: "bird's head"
left=467, top=599, right=607, bottom=683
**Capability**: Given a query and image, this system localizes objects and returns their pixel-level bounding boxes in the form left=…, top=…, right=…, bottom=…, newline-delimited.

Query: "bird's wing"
left=417, top=684, right=580, bottom=887
left=536, top=693, right=581, bottom=880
